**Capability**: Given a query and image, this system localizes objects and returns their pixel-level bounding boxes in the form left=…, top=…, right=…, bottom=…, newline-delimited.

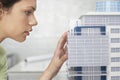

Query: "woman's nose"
left=29, top=15, right=38, bottom=26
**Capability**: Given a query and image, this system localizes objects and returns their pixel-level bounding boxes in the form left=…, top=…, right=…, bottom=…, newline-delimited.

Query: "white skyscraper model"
left=67, top=0, right=120, bottom=80
left=67, top=23, right=109, bottom=80
left=106, top=25, right=120, bottom=80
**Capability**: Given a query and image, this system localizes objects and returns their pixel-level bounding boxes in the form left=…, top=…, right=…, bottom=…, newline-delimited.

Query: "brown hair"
left=0, top=0, right=20, bottom=9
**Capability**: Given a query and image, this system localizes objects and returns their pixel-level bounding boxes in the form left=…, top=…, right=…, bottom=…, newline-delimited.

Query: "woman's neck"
left=0, top=32, right=6, bottom=42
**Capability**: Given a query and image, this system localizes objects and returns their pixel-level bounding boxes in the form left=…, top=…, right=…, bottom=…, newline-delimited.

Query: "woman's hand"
left=39, top=32, right=68, bottom=80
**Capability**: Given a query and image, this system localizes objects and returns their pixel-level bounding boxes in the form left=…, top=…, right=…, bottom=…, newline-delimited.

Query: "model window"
left=101, top=76, right=106, bottom=80
left=111, top=67, right=120, bottom=72
left=101, top=66, right=107, bottom=73
left=111, top=48, right=120, bottom=53
left=111, top=57, right=120, bottom=62
left=111, top=38, right=120, bottom=43
left=111, top=76, right=120, bottom=80
left=111, top=28, right=120, bottom=33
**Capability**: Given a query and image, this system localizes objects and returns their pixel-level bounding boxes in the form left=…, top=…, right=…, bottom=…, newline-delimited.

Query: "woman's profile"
left=0, top=0, right=68, bottom=80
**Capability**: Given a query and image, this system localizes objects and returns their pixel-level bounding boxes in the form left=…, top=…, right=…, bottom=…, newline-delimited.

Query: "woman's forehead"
left=13, top=0, right=36, bottom=9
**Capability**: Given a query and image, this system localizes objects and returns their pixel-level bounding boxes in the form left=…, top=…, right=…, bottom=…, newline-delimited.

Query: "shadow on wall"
left=7, top=53, right=20, bottom=69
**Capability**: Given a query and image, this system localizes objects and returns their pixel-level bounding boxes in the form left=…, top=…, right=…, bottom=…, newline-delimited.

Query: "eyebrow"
left=28, top=6, right=36, bottom=11
left=31, top=6, right=36, bottom=11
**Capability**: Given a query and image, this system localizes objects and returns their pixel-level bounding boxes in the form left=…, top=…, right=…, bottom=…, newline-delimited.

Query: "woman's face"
left=1, top=0, right=37, bottom=42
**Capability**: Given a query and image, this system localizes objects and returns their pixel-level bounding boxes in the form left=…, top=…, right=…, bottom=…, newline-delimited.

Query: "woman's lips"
left=24, top=29, right=32, bottom=36
left=24, top=31, right=30, bottom=36
left=29, top=29, right=32, bottom=32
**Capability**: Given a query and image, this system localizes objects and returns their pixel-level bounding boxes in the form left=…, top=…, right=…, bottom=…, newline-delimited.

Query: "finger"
left=64, top=44, right=67, bottom=51
left=60, top=54, right=68, bottom=64
left=63, top=44, right=67, bottom=54
left=55, top=42, right=67, bottom=57
left=57, top=32, right=67, bottom=50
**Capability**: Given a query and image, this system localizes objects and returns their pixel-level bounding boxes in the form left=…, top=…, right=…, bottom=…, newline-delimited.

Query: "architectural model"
left=67, top=0, right=120, bottom=80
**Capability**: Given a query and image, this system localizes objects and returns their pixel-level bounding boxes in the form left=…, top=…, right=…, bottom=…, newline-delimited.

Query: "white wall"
left=1, top=0, right=96, bottom=61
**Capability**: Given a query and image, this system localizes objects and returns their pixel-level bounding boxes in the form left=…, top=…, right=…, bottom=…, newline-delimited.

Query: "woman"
left=0, top=0, right=68, bottom=80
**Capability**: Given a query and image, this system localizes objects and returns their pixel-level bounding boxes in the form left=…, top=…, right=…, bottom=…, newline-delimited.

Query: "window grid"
left=111, top=57, right=120, bottom=62
left=82, top=16, right=120, bottom=26
left=111, top=48, right=120, bottom=53
left=111, top=76, right=120, bottom=80
left=111, top=67, right=120, bottom=72
left=96, top=0, right=120, bottom=12
left=68, top=26, right=108, bottom=80
left=111, top=38, right=120, bottom=43
left=111, top=28, right=120, bottom=33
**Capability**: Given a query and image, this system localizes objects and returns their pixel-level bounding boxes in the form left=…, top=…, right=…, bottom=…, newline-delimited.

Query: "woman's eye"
left=25, top=11, right=32, bottom=16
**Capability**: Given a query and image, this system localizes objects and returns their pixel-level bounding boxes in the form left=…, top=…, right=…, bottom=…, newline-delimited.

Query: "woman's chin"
left=18, top=38, right=26, bottom=42
left=12, top=37, right=26, bottom=42
left=18, top=39, right=26, bottom=42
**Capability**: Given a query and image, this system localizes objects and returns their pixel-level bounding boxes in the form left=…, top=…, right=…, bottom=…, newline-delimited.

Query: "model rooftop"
left=80, top=12, right=120, bottom=16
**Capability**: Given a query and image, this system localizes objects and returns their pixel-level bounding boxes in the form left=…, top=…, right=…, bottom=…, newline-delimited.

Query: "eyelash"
left=25, top=10, right=33, bottom=16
